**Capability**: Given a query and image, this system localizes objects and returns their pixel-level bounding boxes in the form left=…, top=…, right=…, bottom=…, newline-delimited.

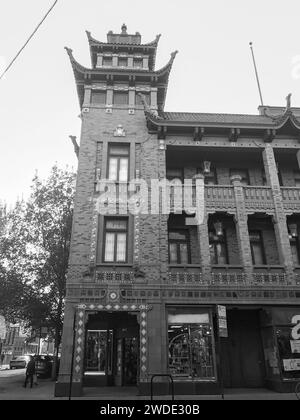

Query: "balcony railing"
left=243, top=186, right=273, bottom=208
left=281, top=187, right=300, bottom=209
left=167, top=266, right=299, bottom=287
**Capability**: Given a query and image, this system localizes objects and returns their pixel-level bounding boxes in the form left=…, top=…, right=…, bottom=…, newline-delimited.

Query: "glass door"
left=85, top=330, right=113, bottom=376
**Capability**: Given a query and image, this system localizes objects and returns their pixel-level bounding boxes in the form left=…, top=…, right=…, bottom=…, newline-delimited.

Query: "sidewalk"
left=0, top=380, right=298, bottom=400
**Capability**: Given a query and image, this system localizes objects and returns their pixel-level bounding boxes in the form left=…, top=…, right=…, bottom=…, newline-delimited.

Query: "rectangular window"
left=118, top=57, right=128, bottom=67
left=103, top=57, right=113, bottom=66
left=135, top=92, right=150, bottom=106
left=113, top=92, right=128, bottom=105
left=230, top=168, right=250, bottom=186
left=108, top=144, right=130, bottom=182
left=209, top=231, right=228, bottom=265
left=168, top=230, right=190, bottom=264
left=103, top=219, right=128, bottom=263
left=91, top=91, right=106, bottom=105
left=249, top=231, right=266, bottom=265
left=133, top=59, right=143, bottom=68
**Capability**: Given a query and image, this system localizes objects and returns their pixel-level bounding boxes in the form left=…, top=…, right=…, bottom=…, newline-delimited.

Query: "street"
left=0, top=367, right=55, bottom=400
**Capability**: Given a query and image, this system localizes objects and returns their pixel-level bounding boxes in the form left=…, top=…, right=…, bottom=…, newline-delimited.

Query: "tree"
left=0, top=165, right=76, bottom=375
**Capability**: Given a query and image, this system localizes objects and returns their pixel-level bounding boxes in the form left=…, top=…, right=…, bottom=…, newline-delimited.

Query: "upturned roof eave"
left=144, top=112, right=300, bottom=132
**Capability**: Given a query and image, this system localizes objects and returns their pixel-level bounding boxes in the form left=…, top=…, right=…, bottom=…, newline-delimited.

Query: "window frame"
left=209, top=230, right=229, bottom=265
left=103, top=217, right=129, bottom=264
left=91, top=90, right=107, bottom=105
left=249, top=230, right=266, bottom=265
left=113, top=91, right=129, bottom=106
left=168, top=229, right=191, bottom=265
left=107, top=144, right=130, bottom=182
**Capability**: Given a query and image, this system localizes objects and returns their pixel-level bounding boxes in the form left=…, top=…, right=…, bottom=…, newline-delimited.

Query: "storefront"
left=261, top=307, right=300, bottom=392
left=164, top=305, right=300, bottom=394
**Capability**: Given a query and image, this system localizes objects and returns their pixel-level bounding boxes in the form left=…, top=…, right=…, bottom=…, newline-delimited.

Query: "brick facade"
left=56, top=26, right=300, bottom=397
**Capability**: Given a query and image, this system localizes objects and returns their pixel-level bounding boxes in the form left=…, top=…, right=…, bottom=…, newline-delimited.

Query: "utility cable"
left=0, top=0, right=59, bottom=81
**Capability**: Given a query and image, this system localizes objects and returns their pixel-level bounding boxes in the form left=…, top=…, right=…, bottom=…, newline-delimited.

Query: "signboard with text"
left=217, top=305, right=228, bottom=338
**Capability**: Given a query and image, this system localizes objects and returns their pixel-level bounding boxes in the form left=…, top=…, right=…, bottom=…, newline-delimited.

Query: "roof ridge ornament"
left=286, top=93, right=292, bottom=111
left=121, top=23, right=128, bottom=34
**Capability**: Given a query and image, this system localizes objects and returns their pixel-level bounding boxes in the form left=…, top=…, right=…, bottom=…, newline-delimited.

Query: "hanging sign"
left=217, top=305, right=228, bottom=338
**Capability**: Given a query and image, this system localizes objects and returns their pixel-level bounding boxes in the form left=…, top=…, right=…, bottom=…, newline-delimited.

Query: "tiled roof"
left=160, top=112, right=273, bottom=125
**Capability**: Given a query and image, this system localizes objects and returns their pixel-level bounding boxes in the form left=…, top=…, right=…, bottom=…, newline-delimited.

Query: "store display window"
left=168, top=309, right=216, bottom=380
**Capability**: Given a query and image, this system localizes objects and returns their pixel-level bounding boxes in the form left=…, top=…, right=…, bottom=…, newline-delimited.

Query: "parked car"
left=9, top=355, right=30, bottom=369
left=35, top=355, right=60, bottom=378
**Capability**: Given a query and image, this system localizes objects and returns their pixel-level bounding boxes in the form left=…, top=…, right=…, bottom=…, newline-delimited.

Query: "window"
left=135, top=92, right=150, bottom=106
left=113, top=92, right=128, bottom=105
left=249, top=231, right=266, bottom=265
left=107, top=144, right=129, bottom=182
left=294, top=170, right=300, bottom=187
left=169, top=230, right=190, bottom=264
left=118, top=57, right=128, bottom=67
left=103, top=219, right=128, bottom=263
left=103, top=57, right=113, bottom=66
left=91, top=91, right=106, bottom=105
left=209, top=231, right=228, bottom=265
left=168, top=310, right=216, bottom=379
left=166, top=168, right=184, bottom=182
left=290, top=238, right=300, bottom=265
left=230, top=168, right=250, bottom=186
left=133, top=58, right=143, bottom=68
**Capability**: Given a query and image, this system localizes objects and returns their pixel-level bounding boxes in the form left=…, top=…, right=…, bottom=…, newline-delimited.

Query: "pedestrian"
left=23, top=355, right=36, bottom=388
left=0, top=353, right=4, bottom=367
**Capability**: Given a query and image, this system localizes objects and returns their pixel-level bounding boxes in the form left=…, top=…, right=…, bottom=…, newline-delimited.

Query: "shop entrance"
left=221, top=309, right=265, bottom=388
left=83, top=312, right=139, bottom=387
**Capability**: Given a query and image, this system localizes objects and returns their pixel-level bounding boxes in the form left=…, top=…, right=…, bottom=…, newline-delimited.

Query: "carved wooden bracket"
left=264, top=129, right=276, bottom=143
left=229, top=128, right=241, bottom=142
left=194, top=127, right=205, bottom=141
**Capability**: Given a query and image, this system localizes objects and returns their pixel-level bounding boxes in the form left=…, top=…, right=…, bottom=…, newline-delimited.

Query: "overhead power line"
left=0, top=0, right=59, bottom=81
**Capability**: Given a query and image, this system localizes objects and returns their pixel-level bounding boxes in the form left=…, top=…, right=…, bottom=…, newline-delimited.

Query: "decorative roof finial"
left=121, top=24, right=127, bottom=34
left=286, top=93, right=292, bottom=110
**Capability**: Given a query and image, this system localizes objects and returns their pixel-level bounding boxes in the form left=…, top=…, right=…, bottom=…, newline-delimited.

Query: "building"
left=1, top=324, right=27, bottom=364
left=55, top=25, right=300, bottom=397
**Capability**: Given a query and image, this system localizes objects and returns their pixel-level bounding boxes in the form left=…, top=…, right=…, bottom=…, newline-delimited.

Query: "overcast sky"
left=0, top=0, right=300, bottom=205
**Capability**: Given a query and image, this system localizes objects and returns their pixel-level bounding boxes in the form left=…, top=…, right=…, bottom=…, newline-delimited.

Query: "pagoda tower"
left=55, top=25, right=177, bottom=397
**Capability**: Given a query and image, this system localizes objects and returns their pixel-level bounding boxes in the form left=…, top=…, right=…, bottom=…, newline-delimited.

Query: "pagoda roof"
left=144, top=104, right=300, bottom=139
left=65, top=46, right=177, bottom=109
left=86, top=30, right=161, bottom=70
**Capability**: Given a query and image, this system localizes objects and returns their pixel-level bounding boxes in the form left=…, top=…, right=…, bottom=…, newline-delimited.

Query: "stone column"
left=96, top=54, right=103, bottom=67
left=194, top=174, right=211, bottom=282
left=231, top=174, right=253, bottom=281
left=55, top=303, right=78, bottom=396
left=150, top=88, right=158, bottom=111
left=106, top=88, right=113, bottom=107
left=143, top=55, right=149, bottom=70
left=83, top=87, right=91, bottom=107
left=128, top=87, right=135, bottom=108
left=263, top=144, right=294, bottom=281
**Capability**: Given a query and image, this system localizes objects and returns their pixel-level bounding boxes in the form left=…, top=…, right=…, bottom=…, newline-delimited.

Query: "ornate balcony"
left=281, top=187, right=300, bottom=211
left=167, top=265, right=300, bottom=287
left=243, top=186, right=274, bottom=211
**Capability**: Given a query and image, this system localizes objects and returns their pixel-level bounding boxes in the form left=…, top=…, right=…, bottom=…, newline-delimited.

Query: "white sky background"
left=0, top=0, right=300, bottom=205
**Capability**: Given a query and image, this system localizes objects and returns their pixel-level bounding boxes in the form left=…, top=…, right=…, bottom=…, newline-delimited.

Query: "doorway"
left=83, top=312, right=139, bottom=387
left=220, top=309, right=266, bottom=388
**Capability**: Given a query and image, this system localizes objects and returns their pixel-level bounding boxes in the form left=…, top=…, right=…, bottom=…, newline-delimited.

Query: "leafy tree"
left=0, top=166, right=76, bottom=374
